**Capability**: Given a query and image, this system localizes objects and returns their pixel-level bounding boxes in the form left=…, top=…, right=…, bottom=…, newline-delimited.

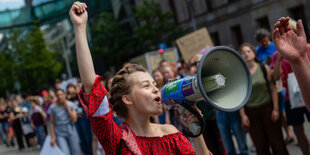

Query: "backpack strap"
left=260, top=64, right=272, bottom=94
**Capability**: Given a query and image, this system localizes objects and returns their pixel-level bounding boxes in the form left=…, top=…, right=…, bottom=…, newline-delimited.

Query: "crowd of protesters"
left=0, top=4, right=310, bottom=155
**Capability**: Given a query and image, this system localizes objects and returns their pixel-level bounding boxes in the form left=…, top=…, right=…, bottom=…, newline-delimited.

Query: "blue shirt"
left=48, top=101, right=78, bottom=137
left=256, top=42, right=277, bottom=64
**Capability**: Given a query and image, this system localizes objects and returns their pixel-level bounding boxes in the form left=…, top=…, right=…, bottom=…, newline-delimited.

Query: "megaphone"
left=162, top=46, right=252, bottom=111
left=161, top=46, right=252, bottom=135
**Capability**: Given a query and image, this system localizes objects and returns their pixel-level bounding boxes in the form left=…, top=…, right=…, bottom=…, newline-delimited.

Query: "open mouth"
left=154, top=96, right=161, bottom=103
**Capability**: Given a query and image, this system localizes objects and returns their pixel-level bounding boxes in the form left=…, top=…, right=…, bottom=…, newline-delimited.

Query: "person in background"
left=272, top=17, right=310, bottom=155
left=3, top=100, right=14, bottom=147
left=272, top=17, right=310, bottom=111
left=49, top=89, right=80, bottom=155
left=41, top=90, right=53, bottom=134
left=0, top=98, right=8, bottom=145
left=239, top=43, right=288, bottom=155
left=161, top=64, right=178, bottom=84
left=10, top=98, right=25, bottom=151
left=29, top=97, right=46, bottom=148
left=48, top=88, right=58, bottom=103
left=176, top=58, right=187, bottom=78
left=67, top=83, right=93, bottom=155
left=152, top=68, right=170, bottom=124
left=255, top=28, right=277, bottom=65
left=55, top=79, right=62, bottom=90
left=20, top=107, right=36, bottom=149
left=188, top=53, right=227, bottom=155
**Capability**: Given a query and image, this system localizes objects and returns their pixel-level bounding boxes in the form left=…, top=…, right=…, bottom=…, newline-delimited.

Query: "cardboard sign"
left=147, top=48, right=178, bottom=72
left=176, top=28, right=213, bottom=63
left=130, top=48, right=179, bottom=73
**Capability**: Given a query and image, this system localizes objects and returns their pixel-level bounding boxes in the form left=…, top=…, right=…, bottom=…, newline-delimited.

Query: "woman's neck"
left=247, top=60, right=257, bottom=69
left=125, top=114, right=154, bottom=137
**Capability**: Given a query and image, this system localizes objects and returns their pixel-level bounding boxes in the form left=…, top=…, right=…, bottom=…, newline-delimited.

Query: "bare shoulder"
left=157, top=124, right=179, bottom=135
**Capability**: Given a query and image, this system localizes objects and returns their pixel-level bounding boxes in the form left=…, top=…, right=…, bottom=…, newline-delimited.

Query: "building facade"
left=151, top=0, right=310, bottom=49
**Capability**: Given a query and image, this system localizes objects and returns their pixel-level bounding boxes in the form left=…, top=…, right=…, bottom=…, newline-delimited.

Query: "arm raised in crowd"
left=69, top=2, right=96, bottom=93
left=272, top=17, right=310, bottom=111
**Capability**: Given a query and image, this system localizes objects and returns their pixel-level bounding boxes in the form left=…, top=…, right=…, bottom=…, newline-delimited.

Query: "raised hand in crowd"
left=272, top=17, right=310, bottom=111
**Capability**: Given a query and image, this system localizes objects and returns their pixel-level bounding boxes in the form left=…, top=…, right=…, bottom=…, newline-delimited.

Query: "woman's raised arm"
left=69, top=2, right=96, bottom=93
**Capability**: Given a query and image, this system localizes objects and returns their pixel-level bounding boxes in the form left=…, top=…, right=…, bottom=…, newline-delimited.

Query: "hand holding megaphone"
left=162, top=46, right=252, bottom=137
left=167, top=99, right=203, bottom=136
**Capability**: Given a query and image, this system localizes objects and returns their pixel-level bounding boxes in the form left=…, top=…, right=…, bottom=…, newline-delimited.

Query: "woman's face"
left=67, top=86, right=76, bottom=95
left=153, top=71, right=164, bottom=86
left=49, top=90, right=56, bottom=98
left=240, top=46, right=255, bottom=62
left=107, top=78, right=113, bottom=91
left=188, top=56, right=200, bottom=76
left=162, top=66, right=175, bottom=82
left=127, top=71, right=163, bottom=116
left=56, top=90, right=67, bottom=103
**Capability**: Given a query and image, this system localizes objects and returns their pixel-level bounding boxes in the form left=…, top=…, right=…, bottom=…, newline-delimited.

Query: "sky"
left=0, top=0, right=25, bottom=11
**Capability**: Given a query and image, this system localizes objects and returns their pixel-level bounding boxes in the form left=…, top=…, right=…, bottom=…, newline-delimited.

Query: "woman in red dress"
left=69, top=2, right=210, bottom=155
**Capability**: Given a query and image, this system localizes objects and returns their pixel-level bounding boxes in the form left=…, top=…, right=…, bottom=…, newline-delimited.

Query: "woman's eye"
left=144, top=85, right=149, bottom=88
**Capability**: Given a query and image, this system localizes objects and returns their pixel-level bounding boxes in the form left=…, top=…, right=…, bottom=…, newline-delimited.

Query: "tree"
left=0, top=24, right=63, bottom=96
left=91, top=12, right=134, bottom=70
left=134, top=0, right=186, bottom=53
left=89, top=0, right=185, bottom=70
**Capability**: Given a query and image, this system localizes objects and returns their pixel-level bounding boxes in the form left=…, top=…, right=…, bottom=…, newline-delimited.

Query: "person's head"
left=30, top=97, right=40, bottom=109
left=255, top=28, right=271, bottom=48
left=176, top=58, right=185, bottom=75
left=66, top=83, right=76, bottom=95
left=55, top=79, right=61, bottom=89
left=104, top=72, right=114, bottom=91
left=161, top=65, right=177, bottom=83
left=48, top=88, right=57, bottom=100
left=21, top=107, right=28, bottom=115
left=15, top=95, right=23, bottom=104
left=239, top=43, right=260, bottom=63
left=41, top=90, right=50, bottom=103
left=110, top=64, right=162, bottom=120
left=159, top=60, right=169, bottom=69
left=56, top=89, right=67, bottom=104
left=187, top=54, right=202, bottom=76
left=152, top=69, right=164, bottom=88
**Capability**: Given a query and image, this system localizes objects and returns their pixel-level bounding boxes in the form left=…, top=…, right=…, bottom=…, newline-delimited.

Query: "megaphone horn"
left=162, top=46, right=252, bottom=112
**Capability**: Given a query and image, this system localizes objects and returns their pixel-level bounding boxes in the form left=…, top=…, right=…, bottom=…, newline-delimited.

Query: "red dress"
left=78, top=76, right=196, bottom=155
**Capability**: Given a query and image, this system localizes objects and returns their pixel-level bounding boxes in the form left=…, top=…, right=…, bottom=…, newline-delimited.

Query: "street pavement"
left=0, top=121, right=309, bottom=155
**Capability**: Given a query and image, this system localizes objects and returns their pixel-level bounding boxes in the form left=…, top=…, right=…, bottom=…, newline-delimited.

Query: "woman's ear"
left=122, top=95, right=133, bottom=105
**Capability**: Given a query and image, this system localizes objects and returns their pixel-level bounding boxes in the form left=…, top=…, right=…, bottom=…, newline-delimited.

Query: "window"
left=230, top=25, right=243, bottom=48
left=210, top=32, right=220, bottom=46
left=288, top=5, right=309, bottom=40
left=205, top=0, right=213, bottom=12
left=228, top=0, right=239, bottom=3
left=256, top=16, right=270, bottom=32
left=169, top=0, right=178, bottom=24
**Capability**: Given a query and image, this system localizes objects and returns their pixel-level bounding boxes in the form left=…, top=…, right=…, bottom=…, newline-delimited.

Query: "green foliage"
left=133, top=0, right=186, bottom=52
left=0, top=25, right=63, bottom=96
left=89, top=0, right=185, bottom=70
left=91, top=12, right=134, bottom=69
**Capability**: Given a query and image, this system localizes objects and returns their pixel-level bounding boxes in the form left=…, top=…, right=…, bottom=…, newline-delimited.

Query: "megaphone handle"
left=175, top=105, right=202, bottom=136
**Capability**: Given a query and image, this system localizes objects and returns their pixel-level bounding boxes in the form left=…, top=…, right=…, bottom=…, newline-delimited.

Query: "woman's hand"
left=241, top=115, right=250, bottom=130
left=179, top=105, right=202, bottom=129
left=271, top=109, right=279, bottom=122
left=272, top=17, right=307, bottom=63
left=50, top=137, right=56, bottom=147
left=69, top=1, right=88, bottom=26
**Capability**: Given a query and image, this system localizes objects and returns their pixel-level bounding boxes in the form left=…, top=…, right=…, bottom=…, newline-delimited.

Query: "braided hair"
left=110, top=64, right=147, bottom=119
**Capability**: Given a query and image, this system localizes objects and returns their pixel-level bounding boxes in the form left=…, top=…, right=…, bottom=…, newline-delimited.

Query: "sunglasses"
left=190, top=61, right=199, bottom=67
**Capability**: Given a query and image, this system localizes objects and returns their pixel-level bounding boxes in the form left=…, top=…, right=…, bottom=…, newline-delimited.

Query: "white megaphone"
left=161, top=46, right=252, bottom=135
